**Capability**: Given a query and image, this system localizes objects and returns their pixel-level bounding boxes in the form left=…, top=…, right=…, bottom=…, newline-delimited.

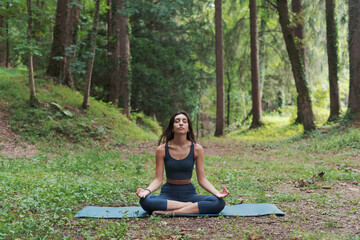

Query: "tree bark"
left=214, top=0, right=225, bottom=136
left=291, top=0, right=307, bottom=124
left=27, top=0, right=38, bottom=107
left=5, top=1, right=9, bottom=68
left=276, top=0, right=316, bottom=132
left=106, top=0, right=112, bottom=56
left=82, top=0, right=100, bottom=109
left=326, top=0, right=341, bottom=122
left=226, top=71, right=231, bottom=127
left=0, top=2, right=9, bottom=67
left=0, top=9, right=6, bottom=67
left=61, top=0, right=80, bottom=88
left=118, top=0, right=131, bottom=117
left=259, top=0, right=266, bottom=99
left=47, top=0, right=70, bottom=79
left=347, top=0, right=360, bottom=120
left=291, top=0, right=307, bottom=73
left=46, top=0, right=79, bottom=88
left=250, top=0, right=263, bottom=129
left=108, top=0, right=122, bottom=104
left=32, top=0, right=45, bottom=71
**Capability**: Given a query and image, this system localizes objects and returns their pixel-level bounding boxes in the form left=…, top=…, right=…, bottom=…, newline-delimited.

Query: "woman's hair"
left=158, top=111, right=196, bottom=145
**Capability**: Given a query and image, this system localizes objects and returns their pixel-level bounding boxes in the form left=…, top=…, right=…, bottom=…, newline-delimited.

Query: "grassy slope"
left=0, top=67, right=161, bottom=146
left=0, top=67, right=359, bottom=239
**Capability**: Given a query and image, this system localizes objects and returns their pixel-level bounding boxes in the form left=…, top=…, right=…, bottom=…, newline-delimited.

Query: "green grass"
left=0, top=67, right=161, bottom=146
left=228, top=115, right=304, bottom=141
left=0, top=67, right=360, bottom=239
left=2, top=122, right=358, bottom=238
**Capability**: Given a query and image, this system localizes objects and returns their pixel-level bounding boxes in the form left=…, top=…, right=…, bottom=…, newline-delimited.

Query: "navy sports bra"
left=164, top=142, right=195, bottom=180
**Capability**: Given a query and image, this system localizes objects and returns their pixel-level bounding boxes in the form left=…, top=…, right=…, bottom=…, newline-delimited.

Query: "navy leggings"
left=139, top=182, right=225, bottom=214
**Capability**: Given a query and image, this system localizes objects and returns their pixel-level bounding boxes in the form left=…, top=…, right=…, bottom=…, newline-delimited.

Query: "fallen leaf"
left=317, top=171, right=325, bottom=178
left=249, top=234, right=264, bottom=239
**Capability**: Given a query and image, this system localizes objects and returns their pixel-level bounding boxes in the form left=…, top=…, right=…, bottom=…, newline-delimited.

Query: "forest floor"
left=1, top=108, right=360, bottom=239
left=119, top=139, right=360, bottom=240
left=0, top=110, right=39, bottom=158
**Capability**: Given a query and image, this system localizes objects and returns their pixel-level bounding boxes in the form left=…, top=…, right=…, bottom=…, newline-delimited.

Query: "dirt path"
left=0, top=110, right=39, bottom=158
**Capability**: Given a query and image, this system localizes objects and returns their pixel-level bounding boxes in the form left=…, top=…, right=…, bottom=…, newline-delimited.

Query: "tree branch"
left=265, top=0, right=277, bottom=10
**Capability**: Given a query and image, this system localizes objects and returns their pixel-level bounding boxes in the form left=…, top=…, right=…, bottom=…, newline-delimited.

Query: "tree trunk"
left=27, top=0, right=38, bottom=107
left=226, top=71, right=231, bottom=127
left=250, top=0, right=263, bottom=129
left=214, top=0, right=225, bottom=136
left=291, top=0, right=307, bottom=124
left=242, top=92, right=247, bottom=118
left=347, top=0, right=360, bottom=120
left=47, top=0, right=70, bottom=79
left=118, top=0, right=131, bottom=117
left=61, top=0, right=80, bottom=88
left=326, top=0, right=341, bottom=122
left=108, top=0, right=121, bottom=104
left=82, top=0, right=100, bottom=109
left=291, top=0, right=307, bottom=74
left=1, top=2, right=9, bottom=67
left=259, top=0, right=266, bottom=98
left=276, top=0, right=316, bottom=132
left=196, top=112, right=199, bottom=138
left=32, top=0, right=45, bottom=71
left=106, top=0, right=112, bottom=56
left=0, top=9, right=6, bottom=67
left=5, top=1, right=9, bottom=68
left=47, top=0, right=79, bottom=88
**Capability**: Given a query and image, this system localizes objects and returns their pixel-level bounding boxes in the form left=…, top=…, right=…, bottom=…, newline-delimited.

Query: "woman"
left=136, top=111, right=229, bottom=215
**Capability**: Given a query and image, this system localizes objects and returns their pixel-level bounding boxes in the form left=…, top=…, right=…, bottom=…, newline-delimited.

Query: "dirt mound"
left=0, top=110, right=39, bottom=158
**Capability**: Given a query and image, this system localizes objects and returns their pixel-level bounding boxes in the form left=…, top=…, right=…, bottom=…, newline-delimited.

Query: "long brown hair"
left=158, top=111, right=196, bottom=146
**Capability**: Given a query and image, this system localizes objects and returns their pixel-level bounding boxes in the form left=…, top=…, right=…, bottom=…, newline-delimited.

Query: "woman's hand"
left=136, top=186, right=150, bottom=198
left=215, top=186, right=230, bottom=198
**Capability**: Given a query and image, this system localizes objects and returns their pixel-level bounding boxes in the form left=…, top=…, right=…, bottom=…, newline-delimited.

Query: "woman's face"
left=173, top=114, right=189, bottom=134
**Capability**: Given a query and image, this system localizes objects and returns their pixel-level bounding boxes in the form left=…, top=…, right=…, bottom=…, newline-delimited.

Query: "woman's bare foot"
left=152, top=210, right=174, bottom=215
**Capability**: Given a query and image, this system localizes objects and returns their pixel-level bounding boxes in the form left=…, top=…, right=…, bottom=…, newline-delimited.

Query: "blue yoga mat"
left=75, top=203, right=285, bottom=218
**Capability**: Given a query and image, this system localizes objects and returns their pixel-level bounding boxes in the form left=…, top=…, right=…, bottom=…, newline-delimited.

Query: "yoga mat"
left=75, top=203, right=285, bottom=218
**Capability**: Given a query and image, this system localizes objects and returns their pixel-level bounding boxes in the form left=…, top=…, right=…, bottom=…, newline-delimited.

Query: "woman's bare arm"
left=136, top=144, right=165, bottom=198
left=195, top=144, right=229, bottom=198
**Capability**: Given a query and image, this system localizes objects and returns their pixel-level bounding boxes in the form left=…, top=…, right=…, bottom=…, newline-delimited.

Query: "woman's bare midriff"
left=167, top=178, right=192, bottom=185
